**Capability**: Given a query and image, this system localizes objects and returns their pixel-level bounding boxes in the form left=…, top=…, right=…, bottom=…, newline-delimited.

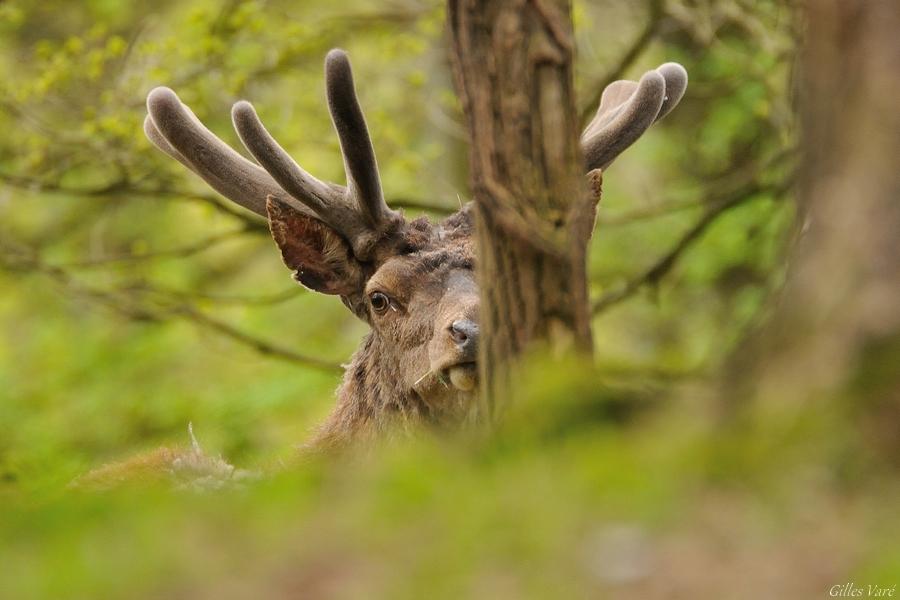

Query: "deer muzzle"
left=439, top=318, right=478, bottom=391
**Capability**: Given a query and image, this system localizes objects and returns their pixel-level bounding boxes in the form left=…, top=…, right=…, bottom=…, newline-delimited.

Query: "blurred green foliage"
left=1, top=0, right=896, bottom=598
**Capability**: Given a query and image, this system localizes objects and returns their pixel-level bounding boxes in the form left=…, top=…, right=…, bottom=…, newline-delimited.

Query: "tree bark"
left=447, top=0, right=592, bottom=416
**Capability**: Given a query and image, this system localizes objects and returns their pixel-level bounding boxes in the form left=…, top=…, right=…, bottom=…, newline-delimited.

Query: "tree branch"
left=139, top=283, right=301, bottom=307
left=54, top=229, right=248, bottom=269
left=170, top=306, right=341, bottom=372
left=592, top=176, right=792, bottom=315
left=596, top=196, right=704, bottom=226
left=0, top=236, right=341, bottom=373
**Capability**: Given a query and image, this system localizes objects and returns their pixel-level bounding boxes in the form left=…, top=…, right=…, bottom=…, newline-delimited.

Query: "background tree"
left=728, top=0, right=900, bottom=463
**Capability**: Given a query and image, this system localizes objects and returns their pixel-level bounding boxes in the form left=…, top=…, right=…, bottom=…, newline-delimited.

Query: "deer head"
left=144, top=49, right=686, bottom=448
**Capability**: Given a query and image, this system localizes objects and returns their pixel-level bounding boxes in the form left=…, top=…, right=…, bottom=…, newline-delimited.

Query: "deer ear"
left=266, top=196, right=366, bottom=296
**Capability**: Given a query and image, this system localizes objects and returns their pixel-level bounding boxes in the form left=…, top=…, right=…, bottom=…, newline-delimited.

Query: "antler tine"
left=583, top=64, right=688, bottom=137
left=232, top=100, right=337, bottom=219
left=144, top=114, right=192, bottom=169
left=324, top=49, right=397, bottom=228
left=146, top=87, right=297, bottom=217
left=581, top=62, right=688, bottom=173
left=583, top=80, right=639, bottom=137
left=654, top=62, right=688, bottom=123
left=581, top=71, right=665, bottom=172
left=232, top=98, right=392, bottom=259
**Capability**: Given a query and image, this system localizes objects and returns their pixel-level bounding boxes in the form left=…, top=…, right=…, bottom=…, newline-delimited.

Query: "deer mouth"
left=442, top=362, right=477, bottom=392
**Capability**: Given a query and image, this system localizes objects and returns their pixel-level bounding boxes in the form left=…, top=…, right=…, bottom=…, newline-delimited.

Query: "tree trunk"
left=730, top=0, right=900, bottom=460
left=447, top=0, right=593, bottom=415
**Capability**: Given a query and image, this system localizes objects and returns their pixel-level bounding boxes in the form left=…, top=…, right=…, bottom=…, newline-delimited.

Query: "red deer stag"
left=77, top=49, right=686, bottom=486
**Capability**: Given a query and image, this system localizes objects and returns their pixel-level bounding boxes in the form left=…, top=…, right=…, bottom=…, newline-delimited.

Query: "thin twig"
left=54, top=229, right=247, bottom=269
left=142, top=284, right=300, bottom=307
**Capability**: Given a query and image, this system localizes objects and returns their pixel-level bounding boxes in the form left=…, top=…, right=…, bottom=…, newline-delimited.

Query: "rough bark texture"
left=730, top=1, right=900, bottom=460
left=448, top=0, right=592, bottom=414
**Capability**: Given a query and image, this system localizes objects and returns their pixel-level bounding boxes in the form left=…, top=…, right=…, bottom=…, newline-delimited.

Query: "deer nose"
left=449, top=319, right=479, bottom=355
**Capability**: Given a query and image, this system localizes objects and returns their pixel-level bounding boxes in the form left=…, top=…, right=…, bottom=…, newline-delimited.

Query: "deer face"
left=362, top=212, right=478, bottom=396
left=265, top=187, right=479, bottom=401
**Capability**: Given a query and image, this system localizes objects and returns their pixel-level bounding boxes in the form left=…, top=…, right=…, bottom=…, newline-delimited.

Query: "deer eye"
left=369, top=291, right=391, bottom=314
